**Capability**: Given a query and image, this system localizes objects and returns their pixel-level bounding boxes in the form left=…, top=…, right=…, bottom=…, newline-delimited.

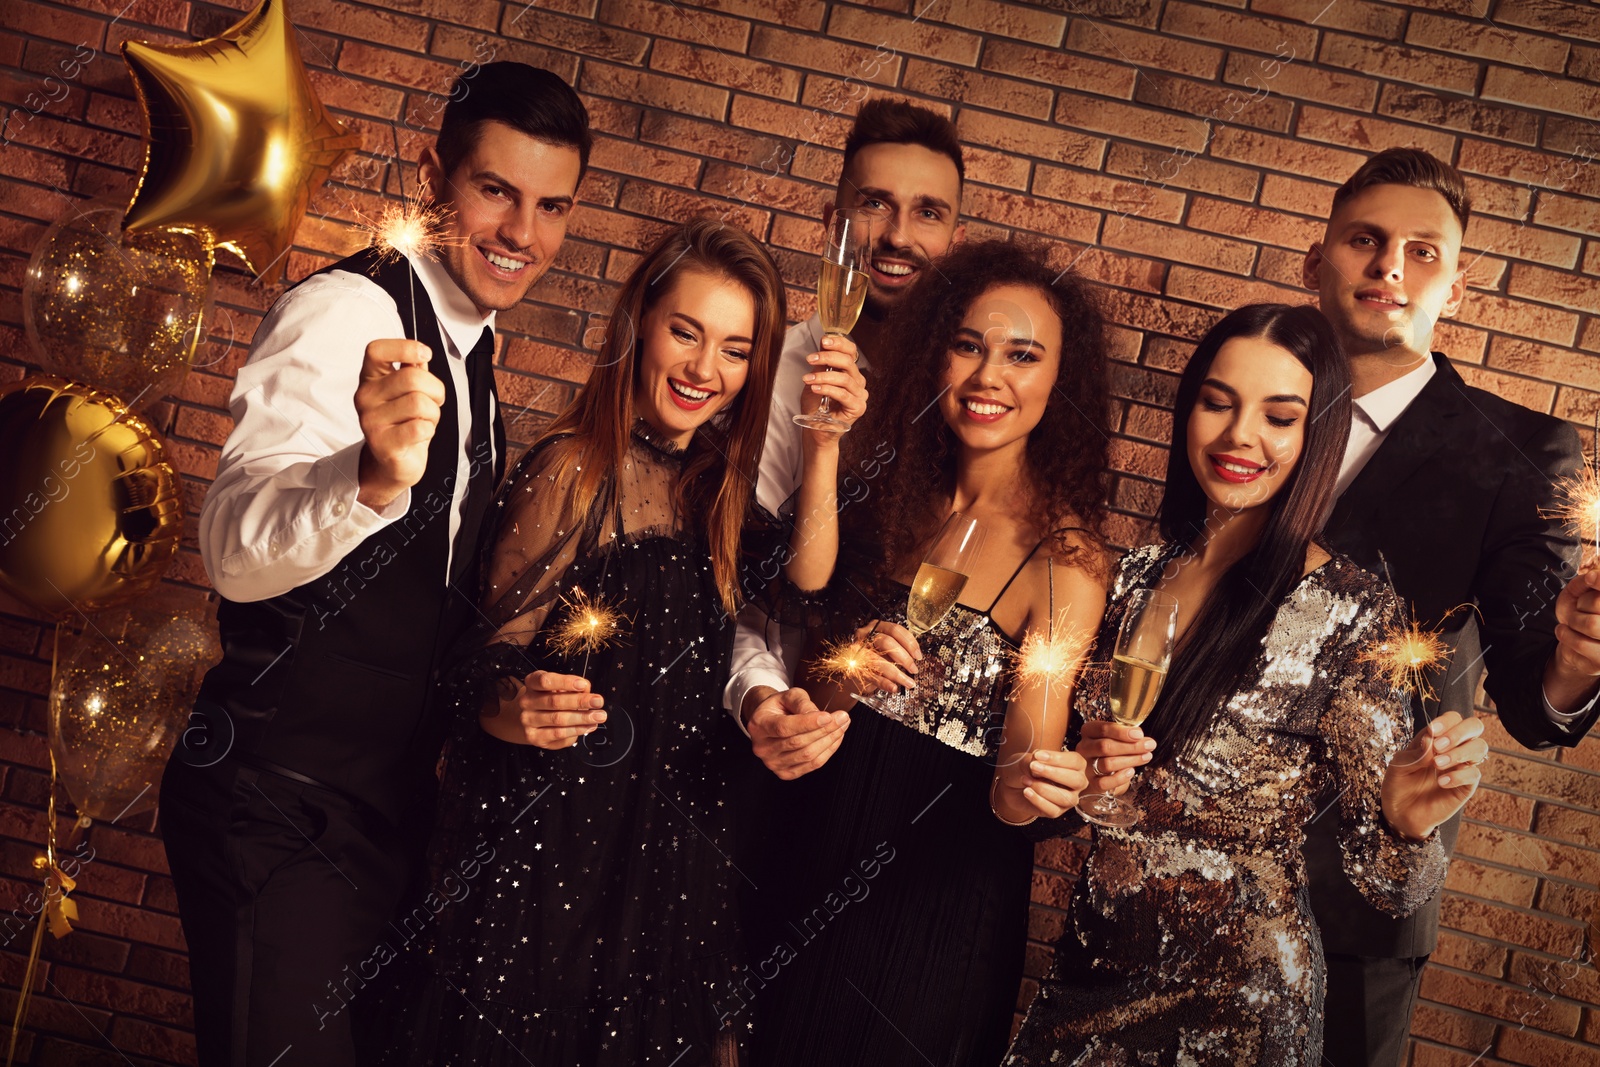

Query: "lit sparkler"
left=370, top=186, right=448, bottom=266
left=1549, top=465, right=1600, bottom=563
left=1363, top=551, right=1452, bottom=703
left=816, top=636, right=893, bottom=687
left=1016, top=616, right=1092, bottom=689
left=368, top=125, right=456, bottom=352
left=548, top=587, right=629, bottom=660
left=1013, top=560, right=1091, bottom=705
left=364, top=183, right=450, bottom=349
left=1359, top=619, right=1448, bottom=702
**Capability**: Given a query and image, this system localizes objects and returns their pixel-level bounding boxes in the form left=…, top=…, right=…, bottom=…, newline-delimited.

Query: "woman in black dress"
left=747, top=241, right=1109, bottom=1067
left=373, top=218, right=865, bottom=1065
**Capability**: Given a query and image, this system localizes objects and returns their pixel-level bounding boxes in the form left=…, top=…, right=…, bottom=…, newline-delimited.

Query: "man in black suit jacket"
left=1300, top=149, right=1600, bottom=1066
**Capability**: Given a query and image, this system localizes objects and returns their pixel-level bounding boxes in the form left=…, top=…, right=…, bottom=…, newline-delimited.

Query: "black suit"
left=1309, top=353, right=1596, bottom=1065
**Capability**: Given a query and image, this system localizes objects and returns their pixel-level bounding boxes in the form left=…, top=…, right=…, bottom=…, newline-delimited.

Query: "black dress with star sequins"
left=373, top=429, right=747, bottom=1066
left=746, top=563, right=1037, bottom=1067
left=1004, top=545, right=1449, bottom=1067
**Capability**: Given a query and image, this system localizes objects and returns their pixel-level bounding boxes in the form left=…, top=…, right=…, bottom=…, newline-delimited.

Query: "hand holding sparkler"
left=1549, top=565, right=1600, bottom=709
left=1542, top=436, right=1600, bottom=711
left=355, top=338, right=445, bottom=510
left=1380, top=710, right=1486, bottom=841
left=1001, top=618, right=1095, bottom=823
left=480, top=669, right=607, bottom=750
left=827, top=622, right=920, bottom=697
left=994, top=559, right=1104, bottom=824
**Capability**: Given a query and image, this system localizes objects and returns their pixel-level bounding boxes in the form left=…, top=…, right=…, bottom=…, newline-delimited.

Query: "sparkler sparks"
left=1549, top=465, right=1600, bottom=559
left=816, top=636, right=891, bottom=686
left=548, top=587, right=629, bottom=659
left=370, top=188, right=448, bottom=265
left=1016, top=616, right=1092, bottom=688
left=1360, top=619, right=1447, bottom=701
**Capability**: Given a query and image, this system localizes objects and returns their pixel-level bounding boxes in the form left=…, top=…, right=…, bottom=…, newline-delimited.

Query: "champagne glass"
left=794, top=211, right=870, bottom=433
left=1078, top=588, right=1178, bottom=829
left=854, top=514, right=985, bottom=707
left=906, top=513, right=984, bottom=637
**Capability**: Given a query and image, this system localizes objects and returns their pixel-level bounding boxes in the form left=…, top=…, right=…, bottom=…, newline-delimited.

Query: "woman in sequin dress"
left=1005, top=305, right=1488, bottom=1066
left=746, top=242, right=1110, bottom=1067
left=371, top=220, right=866, bottom=1065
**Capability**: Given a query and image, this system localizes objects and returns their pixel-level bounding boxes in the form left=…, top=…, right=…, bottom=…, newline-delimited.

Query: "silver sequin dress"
left=373, top=428, right=746, bottom=1066
left=749, top=572, right=1036, bottom=1067
left=1005, top=544, right=1448, bottom=1067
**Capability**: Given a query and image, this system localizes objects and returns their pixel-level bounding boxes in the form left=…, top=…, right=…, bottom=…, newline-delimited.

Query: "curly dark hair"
left=855, top=239, right=1111, bottom=577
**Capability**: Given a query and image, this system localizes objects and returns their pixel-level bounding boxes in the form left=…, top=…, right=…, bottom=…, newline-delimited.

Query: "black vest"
left=194, top=249, right=504, bottom=824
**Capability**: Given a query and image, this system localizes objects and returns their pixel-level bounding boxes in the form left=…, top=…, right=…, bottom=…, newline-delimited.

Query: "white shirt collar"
left=409, top=251, right=494, bottom=359
left=1352, top=353, right=1436, bottom=433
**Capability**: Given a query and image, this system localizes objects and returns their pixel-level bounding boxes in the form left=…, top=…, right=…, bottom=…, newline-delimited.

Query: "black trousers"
left=1321, top=952, right=1428, bottom=1067
left=160, top=757, right=422, bottom=1067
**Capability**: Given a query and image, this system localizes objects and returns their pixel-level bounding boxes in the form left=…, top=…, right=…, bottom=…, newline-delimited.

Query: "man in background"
left=728, top=97, right=967, bottom=773
left=1301, top=148, right=1600, bottom=1066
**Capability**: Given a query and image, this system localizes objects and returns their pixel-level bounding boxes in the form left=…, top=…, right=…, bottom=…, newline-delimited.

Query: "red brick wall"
left=3, top=0, right=1599, bottom=1063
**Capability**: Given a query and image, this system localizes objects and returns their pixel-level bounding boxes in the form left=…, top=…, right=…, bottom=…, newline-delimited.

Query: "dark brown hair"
left=436, top=62, right=593, bottom=180
left=535, top=219, right=784, bottom=614
left=843, top=98, right=965, bottom=189
left=1331, top=148, right=1471, bottom=233
left=862, top=239, right=1109, bottom=575
left=1149, top=303, right=1352, bottom=767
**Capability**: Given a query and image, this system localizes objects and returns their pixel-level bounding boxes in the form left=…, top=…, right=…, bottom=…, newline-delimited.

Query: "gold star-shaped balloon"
left=121, top=0, right=362, bottom=275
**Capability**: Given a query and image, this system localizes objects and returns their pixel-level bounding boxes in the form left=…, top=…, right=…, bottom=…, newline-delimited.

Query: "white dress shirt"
left=1334, top=354, right=1436, bottom=497
left=1333, top=353, right=1589, bottom=725
left=199, top=251, right=496, bottom=602
left=724, top=315, right=838, bottom=727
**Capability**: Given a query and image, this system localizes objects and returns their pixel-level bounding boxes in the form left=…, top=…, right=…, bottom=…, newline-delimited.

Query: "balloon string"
left=6, top=627, right=65, bottom=1066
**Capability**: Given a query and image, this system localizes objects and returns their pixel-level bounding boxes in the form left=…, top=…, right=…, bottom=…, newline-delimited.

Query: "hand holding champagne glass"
left=795, top=211, right=870, bottom=433
left=1079, top=588, right=1177, bottom=829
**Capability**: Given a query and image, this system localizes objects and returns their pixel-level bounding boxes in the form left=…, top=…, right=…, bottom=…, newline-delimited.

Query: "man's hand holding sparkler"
left=356, top=339, right=445, bottom=510
left=1547, top=565, right=1600, bottom=713
left=1381, top=710, right=1486, bottom=841
left=482, top=670, right=607, bottom=750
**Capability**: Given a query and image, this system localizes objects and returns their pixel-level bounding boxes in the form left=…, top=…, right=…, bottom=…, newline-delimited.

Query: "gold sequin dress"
left=1005, top=545, right=1448, bottom=1067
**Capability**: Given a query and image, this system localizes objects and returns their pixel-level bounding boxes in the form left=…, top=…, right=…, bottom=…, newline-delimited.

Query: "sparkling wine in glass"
left=907, top=513, right=984, bottom=636
left=854, top=514, right=984, bottom=707
left=794, top=212, right=870, bottom=433
left=1079, top=588, right=1178, bottom=829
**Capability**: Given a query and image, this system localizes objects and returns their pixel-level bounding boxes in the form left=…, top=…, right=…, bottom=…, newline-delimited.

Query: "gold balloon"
left=0, top=377, right=184, bottom=618
left=121, top=0, right=362, bottom=275
left=50, top=591, right=221, bottom=822
left=23, top=203, right=213, bottom=409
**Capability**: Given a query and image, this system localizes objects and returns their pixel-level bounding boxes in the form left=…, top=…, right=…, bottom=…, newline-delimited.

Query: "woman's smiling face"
left=632, top=268, right=755, bottom=447
left=937, top=283, right=1063, bottom=456
left=1185, top=335, right=1313, bottom=516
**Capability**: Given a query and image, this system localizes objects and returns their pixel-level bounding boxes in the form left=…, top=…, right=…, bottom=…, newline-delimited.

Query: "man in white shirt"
left=728, top=98, right=967, bottom=777
left=1298, top=149, right=1600, bottom=1066
left=159, top=63, right=589, bottom=1067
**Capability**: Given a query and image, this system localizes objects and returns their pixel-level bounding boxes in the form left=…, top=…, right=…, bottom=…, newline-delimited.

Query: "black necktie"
left=452, top=326, right=501, bottom=584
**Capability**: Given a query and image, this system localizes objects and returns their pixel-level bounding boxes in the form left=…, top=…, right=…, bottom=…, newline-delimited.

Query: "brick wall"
left=2, top=0, right=1598, bottom=1062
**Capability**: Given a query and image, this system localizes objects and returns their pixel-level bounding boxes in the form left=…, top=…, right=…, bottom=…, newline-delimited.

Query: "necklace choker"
left=631, top=419, right=689, bottom=458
